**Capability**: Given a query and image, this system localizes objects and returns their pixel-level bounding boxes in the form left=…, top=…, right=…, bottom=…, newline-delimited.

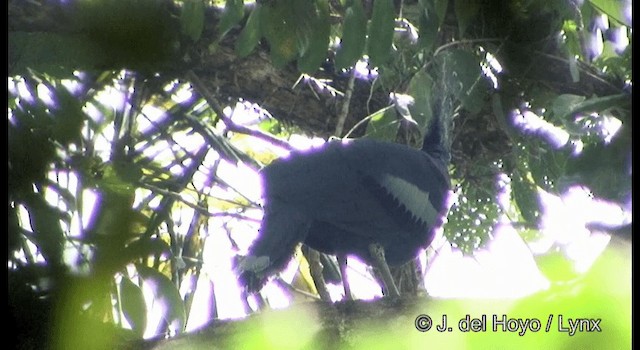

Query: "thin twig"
left=186, top=70, right=294, bottom=151
left=433, top=38, right=502, bottom=57
left=335, top=70, right=356, bottom=136
left=139, top=182, right=261, bottom=222
left=533, top=51, right=623, bottom=93
left=343, top=113, right=375, bottom=139
left=273, top=276, right=322, bottom=300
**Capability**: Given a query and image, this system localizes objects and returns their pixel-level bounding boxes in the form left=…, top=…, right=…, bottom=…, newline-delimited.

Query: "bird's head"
left=235, top=254, right=271, bottom=292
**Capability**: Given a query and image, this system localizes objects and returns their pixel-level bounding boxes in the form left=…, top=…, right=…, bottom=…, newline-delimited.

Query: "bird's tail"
left=422, top=91, right=453, bottom=165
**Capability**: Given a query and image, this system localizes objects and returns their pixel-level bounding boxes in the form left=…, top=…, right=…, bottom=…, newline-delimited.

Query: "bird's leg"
left=337, top=253, right=353, bottom=300
left=304, top=247, right=332, bottom=302
left=368, top=243, right=400, bottom=298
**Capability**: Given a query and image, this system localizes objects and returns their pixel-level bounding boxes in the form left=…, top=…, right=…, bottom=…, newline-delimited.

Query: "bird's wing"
left=262, top=139, right=450, bottom=233
left=345, top=138, right=450, bottom=226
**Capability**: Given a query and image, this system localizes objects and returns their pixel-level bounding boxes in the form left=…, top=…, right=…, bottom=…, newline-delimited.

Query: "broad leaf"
left=434, top=0, right=449, bottom=27
left=180, top=0, right=206, bottom=42
left=555, top=93, right=630, bottom=120
left=511, top=173, right=541, bottom=224
left=406, top=69, right=434, bottom=129
left=454, top=0, right=479, bottom=36
left=335, top=0, right=368, bottom=70
left=235, top=5, right=263, bottom=57
left=125, top=237, right=171, bottom=261
left=136, top=264, right=187, bottom=333
left=367, top=0, right=396, bottom=67
left=119, top=277, right=148, bottom=337
left=438, top=49, right=490, bottom=114
left=9, top=32, right=103, bottom=77
left=365, top=106, right=400, bottom=141
left=297, top=0, right=331, bottom=73
left=218, top=0, right=245, bottom=40
left=418, top=7, right=439, bottom=52
left=589, top=0, right=631, bottom=26
left=551, top=94, right=586, bottom=120
left=262, top=1, right=298, bottom=67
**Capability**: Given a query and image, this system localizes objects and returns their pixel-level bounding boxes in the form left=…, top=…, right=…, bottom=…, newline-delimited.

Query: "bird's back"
left=262, top=138, right=450, bottom=265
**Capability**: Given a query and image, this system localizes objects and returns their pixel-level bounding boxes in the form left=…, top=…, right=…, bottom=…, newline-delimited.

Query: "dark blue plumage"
left=238, top=115, right=451, bottom=295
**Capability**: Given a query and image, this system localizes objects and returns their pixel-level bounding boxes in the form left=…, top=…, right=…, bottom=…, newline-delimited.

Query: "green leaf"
left=417, top=8, right=438, bottom=52
left=9, top=32, right=103, bottom=77
left=564, top=127, right=630, bottom=200
left=555, top=93, right=630, bottom=120
left=8, top=112, right=56, bottom=191
left=568, top=55, right=580, bottom=82
left=119, top=277, right=147, bottom=337
left=262, top=1, right=298, bottom=67
left=292, top=0, right=316, bottom=56
left=509, top=241, right=630, bottom=349
left=562, top=20, right=585, bottom=62
left=218, top=0, right=245, bottom=40
left=335, top=0, right=368, bottom=70
left=406, top=69, right=434, bottom=129
left=365, top=106, right=400, bottom=141
left=181, top=0, right=206, bottom=42
left=454, top=0, right=479, bottom=36
left=52, top=86, right=85, bottom=145
left=419, top=0, right=448, bottom=28
left=367, top=0, right=396, bottom=67
left=599, top=47, right=631, bottom=79
left=588, top=0, right=630, bottom=26
left=444, top=186, right=498, bottom=254
left=511, top=173, right=541, bottom=224
left=297, top=0, right=331, bottom=74
left=535, top=250, right=579, bottom=282
left=335, top=1, right=367, bottom=69
left=23, top=194, right=65, bottom=265
left=71, top=0, right=179, bottom=70
left=438, top=49, right=489, bottom=114
left=527, top=142, right=571, bottom=193
left=96, top=163, right=137, bottom=196
left=125, top=237, right=171, bottom=261
left=136, top=264, right=186, bottom=332
left=551, top=94, right=586, bottom=120
left=434, top=0, right=449, bottom=27
left=235, top=5, right=263, bottom=57
left=114, top=160, right=143, bottom=184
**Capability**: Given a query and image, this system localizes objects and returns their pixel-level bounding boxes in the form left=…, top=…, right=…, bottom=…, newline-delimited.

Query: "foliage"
left=8, top=0, right=631, bottom=348
left=140, top=236, right=632, bottom=349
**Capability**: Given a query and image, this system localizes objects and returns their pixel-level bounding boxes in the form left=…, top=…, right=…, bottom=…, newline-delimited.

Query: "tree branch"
left=186, top=70, right=295, bottom=152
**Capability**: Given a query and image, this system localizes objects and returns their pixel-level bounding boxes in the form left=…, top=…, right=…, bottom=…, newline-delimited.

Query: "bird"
left=237, top=109, right=451, bottom=299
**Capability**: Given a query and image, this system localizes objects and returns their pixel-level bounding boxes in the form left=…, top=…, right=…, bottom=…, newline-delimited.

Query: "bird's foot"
left=368, top=243, right=400, bottom=298
left=338, top=254, right=354, bottom=301
left=236, top=255, right=270, bottom=292
left=304, top=248, right=333, bottom=302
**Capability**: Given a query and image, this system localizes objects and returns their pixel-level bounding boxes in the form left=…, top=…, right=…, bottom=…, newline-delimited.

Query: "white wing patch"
left=379, top=174, right=438, bottom=225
